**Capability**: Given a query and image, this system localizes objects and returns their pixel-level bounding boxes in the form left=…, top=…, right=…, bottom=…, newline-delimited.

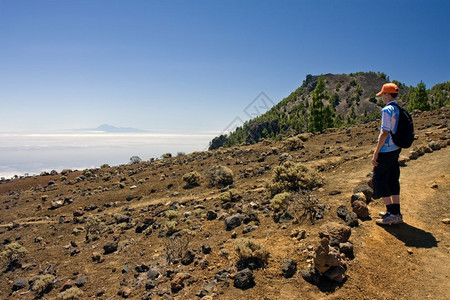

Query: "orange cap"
left=376, top=83, right=399, bottom=96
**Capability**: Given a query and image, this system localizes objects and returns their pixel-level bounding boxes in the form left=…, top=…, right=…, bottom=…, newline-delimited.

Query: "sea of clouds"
left=0, top=132, right=215, bottom=178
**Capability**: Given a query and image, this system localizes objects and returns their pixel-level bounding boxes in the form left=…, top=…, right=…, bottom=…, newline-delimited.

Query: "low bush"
left=270, top=192, right=292, bottom=211
left=234, top=238, right=269, bottom=270
left=58, top=286, right=83, bottom=300
left=161, top=153, right=172, bottom=159
left=129, top=156, right=142, bottom=164
left=0, top=242, right=28, bottom=270
left=206, top=165, right=234, bottom=187
left=267, top=161, right=323, bottom=197
left=282, top=137, right=304, bottom=151
left=182, top=171, right=201, bottom=187
left=32, top=274, right=55, bottom=297
left=219, top=189, right=241, bottom=203
left=84, top=216, right=103, bottom=241
left=165, top=210, right=179, bottom=220
left=291, top=194, right=320, bottom=224
left=163, top=234, right=190, bottom=264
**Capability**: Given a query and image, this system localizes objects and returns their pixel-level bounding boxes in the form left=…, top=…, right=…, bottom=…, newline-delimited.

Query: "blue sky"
left=0, top=0, right=449, bottom=133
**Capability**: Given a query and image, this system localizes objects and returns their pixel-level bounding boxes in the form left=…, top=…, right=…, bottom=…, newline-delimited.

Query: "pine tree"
left=308, top=76, right=330, bottom=133
left=408, top=81, right=430, bottom=111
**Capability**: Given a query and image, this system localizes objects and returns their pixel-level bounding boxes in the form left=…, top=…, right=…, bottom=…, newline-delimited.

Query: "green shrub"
left=129, top=156, right=142, bottom=164
left=267, top=161, right=323, bottom=196
left=84, top=216, right=103, bottom=241
left=270, top=192, right=292, bottom=211
left=165, top=220, right=177, bottom=229
left=219, top=189, right=241, bottom=203
left=233, top=238, right=269, bottom=268
left=82, top=169, right=93, bottom=177
left=0, top=242, right=28, bottom=269
left=32, top=274, right=55, bottom=296
left=282, top=137, right=304, bottom=151
left=165, top=210, right=179, bottom=220
left=161, top=153, right=172, bottom=159
left=206, top=165, right=234, bottom=187
left=58, top=286, right=83, bottom=300
left=182, top=171, right=201, bottom=186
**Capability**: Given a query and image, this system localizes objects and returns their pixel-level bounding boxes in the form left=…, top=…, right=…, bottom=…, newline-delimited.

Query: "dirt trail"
left=340, top=147, right=450, bottom=300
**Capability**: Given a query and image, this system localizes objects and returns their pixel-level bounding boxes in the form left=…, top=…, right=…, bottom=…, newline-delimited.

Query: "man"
left=372, top=83, right=403, bottom=225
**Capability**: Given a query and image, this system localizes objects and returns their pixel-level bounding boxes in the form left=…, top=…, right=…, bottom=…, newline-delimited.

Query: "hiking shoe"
left=378, top=211, right=404, bottom=222
left=376, top=213, right=403, bottom=225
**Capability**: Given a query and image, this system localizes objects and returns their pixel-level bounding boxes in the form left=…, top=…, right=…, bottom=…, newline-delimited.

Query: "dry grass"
left=163, top=234, right=191, bottom=264
left=290, top=193, right=319, bottom=224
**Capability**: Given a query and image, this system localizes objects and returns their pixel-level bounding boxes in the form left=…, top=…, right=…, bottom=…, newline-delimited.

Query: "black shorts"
left=373, top=149, right=401, bottom=198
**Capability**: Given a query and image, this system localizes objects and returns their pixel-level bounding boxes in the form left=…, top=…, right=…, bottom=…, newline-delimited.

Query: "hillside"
left=0, top=107, right=449, bottom=300
left=209, top=72, right=449, bottom=150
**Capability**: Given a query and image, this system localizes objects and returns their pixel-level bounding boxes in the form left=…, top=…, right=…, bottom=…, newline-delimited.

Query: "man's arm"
left=372, top=130, right=389, bottom=167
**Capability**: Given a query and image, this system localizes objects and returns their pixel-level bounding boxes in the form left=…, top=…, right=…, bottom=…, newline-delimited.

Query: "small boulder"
left=353, top=182, right=373, bottom=203
left=345, top=212, right=359, bottom=227
left=429, top=141, right=441, bottom=150
left=319, top=222, right=351, bottom=245
left=324, top=265, right=347, bottom=283
left=75, top=275, right=88, bottom=287
left=278, top=211, right=294, bottom=223
left=122, top=265, right=130, bottom=274
left=12, top=278, right=28, bottom=291
left=398, top=156, right=410, bottom=166
left=115, top=214, right=131, bottom=224
left=206, top=210, right=217, bottom=220
left=233, top=268, right=255, bottom=290
left=225, top=214, right=244, bottom=231
left=147, top=267, right=160, bottom=280
left=350, top=192, right=366, bottom=204
left=201, top=244, right=212, bottom=255
left=339, top=242, right=354, bottom=259
left=103, top=241, right=118, bottom=254
left=73, top=208, right=84, bottom=217
left=352, top=200, right=370, bottom=218
left=281, top=259, right=297, bottom=278
left=135, top=264, right=150, bottom=273
left=118, top=286, right=132, bottom=298
left=336, top=205, right=349, bottom=220
left=301, top=267, right=320, bottom=285
left=423, top=145, right=433, bottom=153
left=145, top=280, right=156, bottom=291
left=409, top=151, right=419, bottom=160
left=170, top=273, right=192, bottom=292
left=197, top=280, right=216, bottom=298
left=135, top=223, right=149, bottom=233
left=181, top=250, right=195, bottom=265
left=242, top=225, right=258, bottom=234
left=314, top=237, right=345, bottom=273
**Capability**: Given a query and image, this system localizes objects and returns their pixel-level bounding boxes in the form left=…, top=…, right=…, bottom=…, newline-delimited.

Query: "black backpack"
left=389, top=102, right=415, bottom=148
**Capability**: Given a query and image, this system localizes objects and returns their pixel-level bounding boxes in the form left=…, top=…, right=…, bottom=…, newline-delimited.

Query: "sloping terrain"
left=0, top=107, right=449, bottom=300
